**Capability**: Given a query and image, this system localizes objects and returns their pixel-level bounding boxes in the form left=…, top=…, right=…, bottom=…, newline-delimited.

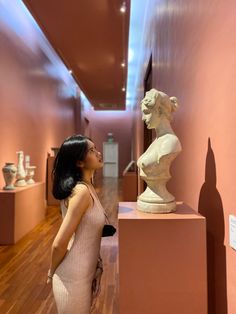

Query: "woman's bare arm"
left=48, top=184, right=92, bottom=276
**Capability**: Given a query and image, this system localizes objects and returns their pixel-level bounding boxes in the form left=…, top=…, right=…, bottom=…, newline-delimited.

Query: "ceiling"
left=23, top=0, right=130, bottom=110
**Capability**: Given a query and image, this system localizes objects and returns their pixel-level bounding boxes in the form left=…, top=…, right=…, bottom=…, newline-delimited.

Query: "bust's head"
left=141, top=88, right=179, bottom=129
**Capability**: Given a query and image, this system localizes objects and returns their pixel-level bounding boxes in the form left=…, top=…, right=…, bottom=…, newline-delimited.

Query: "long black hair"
left=52, top=134, right=91, bottom=200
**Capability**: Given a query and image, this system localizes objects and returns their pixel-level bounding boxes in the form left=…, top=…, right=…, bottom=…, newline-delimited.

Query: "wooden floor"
left=0, top=177, right=123, bottom=314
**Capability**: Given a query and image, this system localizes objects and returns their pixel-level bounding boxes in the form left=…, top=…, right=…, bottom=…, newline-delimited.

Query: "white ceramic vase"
left=25, top=155, right=30, bottom=169
left=51, top=147, right=60, bottom=157
left=15, top=151, right=27, bottom=187
left=2, top=162, right=17, bottom=190
left=26, top=166, right=36, bottom=184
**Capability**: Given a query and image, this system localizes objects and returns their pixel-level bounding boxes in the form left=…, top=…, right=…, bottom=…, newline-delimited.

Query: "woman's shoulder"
left=66, top=182, right=93, bottom=212
left=71, top=182, right=90, bottom=197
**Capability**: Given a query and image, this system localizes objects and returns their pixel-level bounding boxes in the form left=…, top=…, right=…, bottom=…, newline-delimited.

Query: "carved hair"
left=141, top=88, right=179, bottom=121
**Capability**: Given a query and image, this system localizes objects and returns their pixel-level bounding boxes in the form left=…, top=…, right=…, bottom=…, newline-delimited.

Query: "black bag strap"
left=104, top=211, right=110, bottom=224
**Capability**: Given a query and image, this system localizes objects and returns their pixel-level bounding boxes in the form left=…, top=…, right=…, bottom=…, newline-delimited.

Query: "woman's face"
left=81, top=140, right=103, bottom=170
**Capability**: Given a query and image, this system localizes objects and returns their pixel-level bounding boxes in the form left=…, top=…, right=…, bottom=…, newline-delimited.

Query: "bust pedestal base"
left=137, top=198, right=176, bottom=213
left=118, top=202, right=207, bottom=314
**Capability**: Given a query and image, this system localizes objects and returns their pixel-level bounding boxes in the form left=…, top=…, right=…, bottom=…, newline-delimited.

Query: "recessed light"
left=122, top=87, right=126, bottom=92
left=69, top=69, right=73, bottom=74
left=121, top=62, right=125, bottom=67
left=120, top=2, right=126, bottom=13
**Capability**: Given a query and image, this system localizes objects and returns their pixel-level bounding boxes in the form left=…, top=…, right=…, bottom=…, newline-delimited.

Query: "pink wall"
left=0, top=29, right=76, bottom=189
left=133, top=1, right=236, bottom=313
left=0, top=22, right=131, bottom=191
left=81, top=105, right=133, bottom=178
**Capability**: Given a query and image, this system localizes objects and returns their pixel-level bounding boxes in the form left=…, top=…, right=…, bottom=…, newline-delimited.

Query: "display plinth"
left=0, top=182, right=46, bottom=245
left=118, top=202, right=207, bottom=314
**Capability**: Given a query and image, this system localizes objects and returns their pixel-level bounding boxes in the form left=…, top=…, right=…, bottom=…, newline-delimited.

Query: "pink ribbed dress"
left=52, top=181, right=106, bottom=314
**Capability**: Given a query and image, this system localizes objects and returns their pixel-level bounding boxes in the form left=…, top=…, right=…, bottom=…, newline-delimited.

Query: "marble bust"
left=137, top=88, right=182, bottom=213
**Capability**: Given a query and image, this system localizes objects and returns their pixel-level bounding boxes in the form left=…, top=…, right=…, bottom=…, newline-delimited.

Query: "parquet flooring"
left=0, top=178, right=123, bottom=314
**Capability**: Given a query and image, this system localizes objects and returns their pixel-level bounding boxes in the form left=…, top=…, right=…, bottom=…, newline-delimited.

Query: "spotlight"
left=122, top=87, right=126, bottom=92
left=121, top=62, right=125, bottom=67
left=120, top=2, right=126, bottom=13
left=69, top=69, right=73, bottom=74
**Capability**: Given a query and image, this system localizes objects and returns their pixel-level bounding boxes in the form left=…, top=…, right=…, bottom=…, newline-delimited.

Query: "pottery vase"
left=26, top=166, right=36, bottom=184
left=15, top=151, right=27, bottom=187
left=2, top=162, right=17, bottom=190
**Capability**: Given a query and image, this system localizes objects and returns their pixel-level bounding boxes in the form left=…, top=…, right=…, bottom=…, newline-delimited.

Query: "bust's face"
left=141, top=89, right=162, bottom=129
left=142, top=108, right=161, bottom=129
left=141, top=105, right=152, bottom=129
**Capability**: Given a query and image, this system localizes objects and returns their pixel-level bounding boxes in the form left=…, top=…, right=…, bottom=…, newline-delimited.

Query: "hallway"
left=0, top=178, right=122, bottom=314
left=1, top=0, right=236, bottom=313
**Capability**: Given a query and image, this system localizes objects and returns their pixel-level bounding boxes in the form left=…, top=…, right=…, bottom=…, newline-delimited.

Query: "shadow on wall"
left=198, top=138, right=227, bottom=314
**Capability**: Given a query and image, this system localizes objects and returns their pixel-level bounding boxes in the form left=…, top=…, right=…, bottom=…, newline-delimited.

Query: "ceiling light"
left=120, top=2, right=126, bottom=13
left=69, top=69, right=73, bottom=74
left=121, top=62, right=125, bottom=67
left=122, top=87, right=126, bottom=92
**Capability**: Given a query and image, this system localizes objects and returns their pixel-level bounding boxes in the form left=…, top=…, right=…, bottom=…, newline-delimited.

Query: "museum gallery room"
left=0, top=1, right=235, bottom=314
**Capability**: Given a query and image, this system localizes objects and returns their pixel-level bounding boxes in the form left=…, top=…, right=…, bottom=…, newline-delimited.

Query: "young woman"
left=47, top=134, right=106, bottom=313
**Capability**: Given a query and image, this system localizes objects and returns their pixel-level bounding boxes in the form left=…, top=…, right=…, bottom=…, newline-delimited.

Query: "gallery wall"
left=0, top=2, right=132, bottom=195
left=133, top=0, right=236, bottom=313
left=0, top=26, right=77, bottom=189
left=81, top=102, right=133, bottom=178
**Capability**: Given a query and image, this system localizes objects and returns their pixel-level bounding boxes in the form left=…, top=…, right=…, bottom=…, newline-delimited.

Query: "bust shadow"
left=198, top=138, right=227, bottom=314
left=118, top=206, right=134, bottom=214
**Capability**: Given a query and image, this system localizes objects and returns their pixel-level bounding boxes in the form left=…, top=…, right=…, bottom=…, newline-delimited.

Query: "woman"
left=47, top=134, right=106, bottom=313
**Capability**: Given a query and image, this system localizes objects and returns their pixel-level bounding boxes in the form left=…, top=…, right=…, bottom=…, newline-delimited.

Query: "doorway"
left=141, top=53, right=153, bottom=192
left=143, top=53, right=153, bottom=151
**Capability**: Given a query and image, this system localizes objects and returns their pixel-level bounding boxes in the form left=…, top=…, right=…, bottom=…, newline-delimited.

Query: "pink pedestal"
left=118, top=202, right=207, bottom=314
left=0, top=182, right=46, bottom=245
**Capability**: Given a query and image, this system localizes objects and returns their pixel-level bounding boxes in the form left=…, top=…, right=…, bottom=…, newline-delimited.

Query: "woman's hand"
left=92, top=267, right=103, bottom=297
left=91, top=268, right=103, bottom=312
left=46, top=269, right=53, bottom=285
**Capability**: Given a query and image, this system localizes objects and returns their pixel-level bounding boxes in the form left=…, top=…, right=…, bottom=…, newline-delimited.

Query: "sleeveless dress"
left=52, top=181, right=106, bottom=314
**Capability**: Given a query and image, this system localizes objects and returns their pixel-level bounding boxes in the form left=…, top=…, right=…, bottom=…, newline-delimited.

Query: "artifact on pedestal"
left=51, top=147, right=60, bottom=157
left=15, top=151, right=27, bottom=187
left=26, top=165, right=36, bottom=184
left=25, top=155, right=30, bottom=169
left=2, top=162, right=17, bottom=190
left=137, top=88, right=182, bottom=213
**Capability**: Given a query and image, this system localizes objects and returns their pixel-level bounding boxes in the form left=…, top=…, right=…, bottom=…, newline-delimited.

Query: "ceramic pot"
left=15, top=151, right=27, bottom=187
left=2, top=162, right=17, bottom=190
left=26, top=166, right=36, bottom=184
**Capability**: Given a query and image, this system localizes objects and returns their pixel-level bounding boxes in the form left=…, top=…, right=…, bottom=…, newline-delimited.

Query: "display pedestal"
left=118, top=202, right=207, bottom=314
left=0, top=182, right=46, bottom=245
